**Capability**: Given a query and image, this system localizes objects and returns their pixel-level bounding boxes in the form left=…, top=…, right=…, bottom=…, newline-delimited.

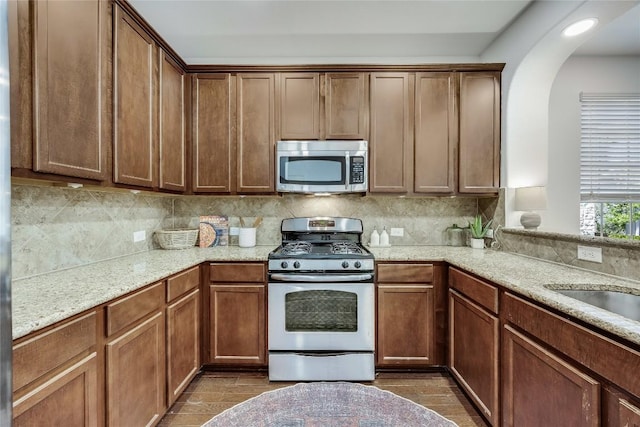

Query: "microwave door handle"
left=345, top=153, right=350, bottom=190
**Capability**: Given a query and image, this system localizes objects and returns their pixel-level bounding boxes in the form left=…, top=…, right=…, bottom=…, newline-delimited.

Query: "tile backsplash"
left=11, top=183, right=486, bottom=279
left=11, top=184, right=173, bottom=279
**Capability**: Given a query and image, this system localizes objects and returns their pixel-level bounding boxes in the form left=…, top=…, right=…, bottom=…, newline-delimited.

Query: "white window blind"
left=580, top=93, right=640, bottom=201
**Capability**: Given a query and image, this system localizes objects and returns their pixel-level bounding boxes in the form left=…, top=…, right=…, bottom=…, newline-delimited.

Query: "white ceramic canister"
left=239, top=227, right=257, bottom=247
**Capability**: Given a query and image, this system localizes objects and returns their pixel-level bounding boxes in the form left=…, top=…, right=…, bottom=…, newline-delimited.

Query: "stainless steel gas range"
left=267, top=217, right=375, bottom=381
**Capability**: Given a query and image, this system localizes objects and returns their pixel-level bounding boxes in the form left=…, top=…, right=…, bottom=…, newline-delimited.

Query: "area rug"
left=202, top=382, right=459, bottom=426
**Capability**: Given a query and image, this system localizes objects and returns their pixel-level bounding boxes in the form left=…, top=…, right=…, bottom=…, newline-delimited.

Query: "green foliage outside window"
left=595, top=203, right=640, bottom=240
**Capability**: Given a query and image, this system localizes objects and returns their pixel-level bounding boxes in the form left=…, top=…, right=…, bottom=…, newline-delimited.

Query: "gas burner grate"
left=281, top=241, right=312, bottom=255
left=331, top=241, right=364, bottom=255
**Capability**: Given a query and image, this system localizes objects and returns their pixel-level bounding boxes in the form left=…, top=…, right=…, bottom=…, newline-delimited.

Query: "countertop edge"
left=12, top=246, right=640, bottom=347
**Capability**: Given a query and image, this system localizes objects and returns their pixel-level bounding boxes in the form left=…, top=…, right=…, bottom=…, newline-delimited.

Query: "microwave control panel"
left=350, top=156, right=366, bottom=184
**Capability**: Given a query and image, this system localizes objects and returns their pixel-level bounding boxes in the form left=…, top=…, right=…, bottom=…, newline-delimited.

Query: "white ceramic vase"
left=470, top=238, right=485, bottom=249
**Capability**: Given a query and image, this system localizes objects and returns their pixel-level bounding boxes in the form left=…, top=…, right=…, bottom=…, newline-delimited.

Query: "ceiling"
left=127, top=0, right=640, bottom=65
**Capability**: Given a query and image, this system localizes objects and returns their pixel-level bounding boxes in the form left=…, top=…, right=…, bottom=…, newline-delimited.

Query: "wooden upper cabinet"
left=324, top=73, right=368, bottom=140
left=458, top=72, right=500, bottom=194
left=113, top=5, right=158, bottom=188
left=369, top=73, right=412, bottom=193
left=237, top=73, right=275, bottom=193
left=278, top=72, right=367, bottom=141
left=414, top=72, right=457, bottom=193
left=279, top=73, right=320, bottom=139
left=32, top=0, right=109, bottom=180
left=192, top=74, right=235, bottom=193
left=159, top=52, right=186, bottom=192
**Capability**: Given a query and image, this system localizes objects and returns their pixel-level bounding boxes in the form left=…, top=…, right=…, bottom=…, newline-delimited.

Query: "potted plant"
left=468, top=215, right=493, bottom=249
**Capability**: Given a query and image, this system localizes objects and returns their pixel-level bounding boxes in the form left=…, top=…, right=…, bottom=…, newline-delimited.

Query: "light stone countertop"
left=12, top=245, right=640, bottom=347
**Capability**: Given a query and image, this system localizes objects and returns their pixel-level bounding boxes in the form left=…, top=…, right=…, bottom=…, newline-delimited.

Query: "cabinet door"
left=167, top=289, right=200, bottom=406
left=13, top=354, right=98, bottom=427
left=32, top=0, right=108, bottom=180
left=324, top=73, right=367, bottom=140
left=369, top=73, right=412, bottom=193
left=414, top=72, right=457, bottom=193
left=237, top=73, right=275, bottom=193
left=192, top=73, right=235, bottom=193
left=113, top=6, right=157, bottom=188
left=458, top=72, right=500, bottom=194
left=159, top=51, right=186, bottom=192
left=280, top=73, right=319, bottom=139
left=377, top=285, right=434, bottom=366
left=619, top=399, right=640, bottom=427
left=449, top=289, right=499, bottom=426
left=106, top=312, right=166, bottom=427
left=502, top=325, right=600, bottom=427
left=209, top=285, right=266, bottom=365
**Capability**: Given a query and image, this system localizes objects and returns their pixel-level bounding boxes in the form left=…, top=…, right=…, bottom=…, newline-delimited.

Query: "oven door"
left=268, top=282, right=374, bottom=351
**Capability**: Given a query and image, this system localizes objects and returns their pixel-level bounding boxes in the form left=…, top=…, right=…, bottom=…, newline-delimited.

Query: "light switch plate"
left=390, top=228, right=404, bottom=237
left=133, top=230, right=146, bottom=243
left=577, top=245, right=602, bottom=263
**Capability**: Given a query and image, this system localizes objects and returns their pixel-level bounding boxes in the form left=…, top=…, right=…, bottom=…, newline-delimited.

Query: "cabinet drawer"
left=377, top=263, right=433, bottom=283
left=167, top=266, right=200, bottom=302
left=13, top=312, right=97, bottom=391
left=448, top=267, right=498, bottom=314
left=210, top=263, right=265, bottom=283
left=106, top=281, right=164, bottom=337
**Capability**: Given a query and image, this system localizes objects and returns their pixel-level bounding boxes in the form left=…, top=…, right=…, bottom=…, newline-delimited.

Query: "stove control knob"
left=354, top=261, right=362, bottom=269
left=280, top=261, right=288, bottom=269
left=293, top=261, right=301, bottom=269
left=342, top=261, right=349, bottom=269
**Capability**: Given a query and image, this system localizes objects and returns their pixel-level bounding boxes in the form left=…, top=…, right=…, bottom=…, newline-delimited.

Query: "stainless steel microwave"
left=276, top=140, right=368, bottom=194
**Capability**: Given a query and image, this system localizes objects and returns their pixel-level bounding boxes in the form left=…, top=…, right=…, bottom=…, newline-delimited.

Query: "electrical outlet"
left=133, top=230, right=146, bottom=243
left=485, top=229, right=494, bottom=239
left=229, top=227, right=240, bottom=236
left=577, top=245, right=602, bottom=263
left=390, top=228, right=404, bottom=237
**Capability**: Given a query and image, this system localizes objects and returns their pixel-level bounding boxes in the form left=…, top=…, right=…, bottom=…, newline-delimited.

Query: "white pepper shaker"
left=370, top=227, right=380, bottom=246
left=380, top=226, right=389, bottom=246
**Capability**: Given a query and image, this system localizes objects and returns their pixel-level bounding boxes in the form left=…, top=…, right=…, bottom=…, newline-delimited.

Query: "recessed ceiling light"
left=562, top=18, right=598, bottom=37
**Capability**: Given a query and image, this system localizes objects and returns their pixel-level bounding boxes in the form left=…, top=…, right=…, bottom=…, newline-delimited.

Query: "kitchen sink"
left=550, top=288, right=640, bottom=322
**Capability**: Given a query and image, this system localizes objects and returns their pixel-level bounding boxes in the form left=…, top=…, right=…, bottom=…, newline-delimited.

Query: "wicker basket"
left=155, top=229, right=199, bottom=250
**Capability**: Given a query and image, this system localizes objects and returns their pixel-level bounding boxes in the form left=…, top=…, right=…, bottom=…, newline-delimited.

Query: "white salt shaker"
left=370, top=227, right=380, bottom=246
left=380, top=227, right=389, bottom=246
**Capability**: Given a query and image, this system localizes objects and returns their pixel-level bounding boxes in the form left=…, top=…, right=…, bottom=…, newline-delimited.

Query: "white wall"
left=546, top=55, right=640, bottom=233
left=481, top=1, right=637, bottom=228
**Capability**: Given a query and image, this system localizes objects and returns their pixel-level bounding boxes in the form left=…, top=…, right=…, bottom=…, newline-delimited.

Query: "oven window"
left=280, top=156, right=345, bottom=185
left=285, top=290, right=357, bottom=332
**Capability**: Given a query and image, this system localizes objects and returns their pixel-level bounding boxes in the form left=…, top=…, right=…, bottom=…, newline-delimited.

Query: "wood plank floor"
left=159, top=371, right=488, bottom=427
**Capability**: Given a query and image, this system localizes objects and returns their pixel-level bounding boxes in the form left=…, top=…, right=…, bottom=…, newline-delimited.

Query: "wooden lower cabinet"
left=377, top=284, right=434, bottom=366
left=449, top=289, right=499, bottom=426
left=106, top=310, right=166, bottom=426
left=166, top=288, right=200, bottom=406
left=106, top=312, right=166, bottom=426
left=376, top=263, right=444, bottom=367
left=206, top=262, right=267, bottom=366
left=618, top=398, right=640, bottom=426
left=12, top=312, right=100, bottom=426
left=208, top=284, right=266, bottom=365
left=13, top=353, right=98, bottom=427
left=166, top=266, right=201, bottom=407
left=502, top=325, right=600, bottom=427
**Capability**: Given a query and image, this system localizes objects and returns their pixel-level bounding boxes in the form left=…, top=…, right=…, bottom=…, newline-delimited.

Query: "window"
left=580, top=93, right=640, bottom=239
left=580, top=202, right=640, bottom=240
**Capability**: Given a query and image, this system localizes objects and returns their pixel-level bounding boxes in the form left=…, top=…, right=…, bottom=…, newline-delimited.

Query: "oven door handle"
left=269, top=273, right=373, bottom=282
